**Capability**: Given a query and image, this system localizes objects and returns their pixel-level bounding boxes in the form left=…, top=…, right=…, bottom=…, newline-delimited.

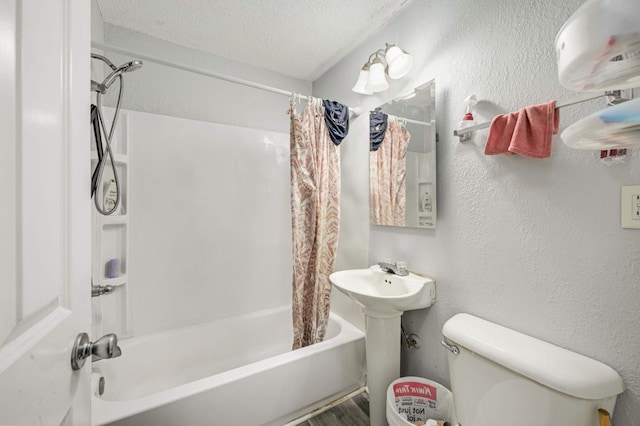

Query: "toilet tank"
left=442, top=314, right=624, bottom=426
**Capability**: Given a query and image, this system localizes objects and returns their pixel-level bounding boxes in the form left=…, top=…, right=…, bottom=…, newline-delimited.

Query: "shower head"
left=119, top=60, right=143, bottom=73
left=101, top=60, right=143, bottom=91
left=93, top=60, right=143, bottom=93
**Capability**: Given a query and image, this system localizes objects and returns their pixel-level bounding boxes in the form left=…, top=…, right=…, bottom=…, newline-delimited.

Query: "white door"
left=0, top=0, right=92, bottom=424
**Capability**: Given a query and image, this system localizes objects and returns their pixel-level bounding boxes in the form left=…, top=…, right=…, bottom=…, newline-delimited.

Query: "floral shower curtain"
left=289, top=97, right=346, bottom=349
left=370, top=117, right=411, bottom=226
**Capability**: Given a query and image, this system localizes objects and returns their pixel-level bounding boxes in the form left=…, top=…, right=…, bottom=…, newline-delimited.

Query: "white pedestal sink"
left=329, top=265, right=436, bottom=426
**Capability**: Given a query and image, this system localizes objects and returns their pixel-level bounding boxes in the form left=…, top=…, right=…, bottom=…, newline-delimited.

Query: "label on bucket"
left=393, top=381, right=439, bottom=424
left=393, top=381, right=437, bottom=400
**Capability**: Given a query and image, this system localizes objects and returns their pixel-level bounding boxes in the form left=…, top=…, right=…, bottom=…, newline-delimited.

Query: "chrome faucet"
left=92, top=284, right=114, bottom=297
left=91, top=278, right=114, bottom=297
left=377, top=261, right=409, bottom=276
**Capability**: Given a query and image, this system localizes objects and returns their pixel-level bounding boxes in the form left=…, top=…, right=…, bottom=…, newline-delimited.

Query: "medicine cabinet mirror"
left=369, top=79, right=436, bottom=228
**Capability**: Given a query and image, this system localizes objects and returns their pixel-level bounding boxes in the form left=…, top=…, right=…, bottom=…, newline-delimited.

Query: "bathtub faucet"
left=377, top=260, right=409, bottom=276
left=92, top=284, right=114, bottom=297
left=91, top=277, right=115, bottom=298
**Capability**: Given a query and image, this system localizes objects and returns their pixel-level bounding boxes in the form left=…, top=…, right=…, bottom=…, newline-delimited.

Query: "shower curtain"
left=289, top=98, right=342, bottom=350
left=370, top=118, right=411, bottom=226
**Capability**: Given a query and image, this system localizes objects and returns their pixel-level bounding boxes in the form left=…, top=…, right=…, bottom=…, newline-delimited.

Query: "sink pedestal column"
left=329, top=267, right=436, bottom=426
left=365, top=310, right=401, bottom=426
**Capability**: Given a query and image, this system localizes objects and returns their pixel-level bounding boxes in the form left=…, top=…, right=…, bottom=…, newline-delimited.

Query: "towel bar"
left=452, top=91, right=629, bottom=141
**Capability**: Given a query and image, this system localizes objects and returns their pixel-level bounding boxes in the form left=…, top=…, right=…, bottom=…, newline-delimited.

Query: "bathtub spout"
left=92, top=333, right=122, bottom=362
left=92, top=284, right=115, bottom=297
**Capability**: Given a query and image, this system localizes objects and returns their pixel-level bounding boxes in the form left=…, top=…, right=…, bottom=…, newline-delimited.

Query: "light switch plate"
left=621, top=185, right=640, bottom=229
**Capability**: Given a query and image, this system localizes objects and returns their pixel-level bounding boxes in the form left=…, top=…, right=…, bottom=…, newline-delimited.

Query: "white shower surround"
left=90, top=109, right=367, bottom=425
left=129, top=109, right=292, bottom=335
left=91, top=306, right=365, bottom=425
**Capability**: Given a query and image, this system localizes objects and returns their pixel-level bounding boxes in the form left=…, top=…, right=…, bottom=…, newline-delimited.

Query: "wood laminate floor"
left=298, top=392, right=370, bottom=426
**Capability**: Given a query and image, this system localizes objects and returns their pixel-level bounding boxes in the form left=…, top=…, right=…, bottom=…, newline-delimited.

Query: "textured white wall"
left=91, top=0, right=104, bottom=88
left=91, top=0, right=102, bottom=50
left=101, top=24, right=311, bottom=133
left=313, top=0, right=640, bottom=422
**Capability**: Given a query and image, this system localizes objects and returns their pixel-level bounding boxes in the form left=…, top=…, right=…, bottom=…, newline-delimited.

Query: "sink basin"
left=330, top=265, right=436, bottom=317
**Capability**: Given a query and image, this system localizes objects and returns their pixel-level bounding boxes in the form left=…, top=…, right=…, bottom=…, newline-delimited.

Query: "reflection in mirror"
left=369, top=80, right=436, bottom=228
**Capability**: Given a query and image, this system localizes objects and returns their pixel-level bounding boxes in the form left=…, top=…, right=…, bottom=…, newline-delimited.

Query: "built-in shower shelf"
left=99, top=275, right=127, bottom=287
left=101, top=214, right=128, bottom=224
left=92, top=107, right=132, bottom=339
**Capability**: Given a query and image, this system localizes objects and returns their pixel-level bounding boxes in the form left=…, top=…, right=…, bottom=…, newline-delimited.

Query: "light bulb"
left=352, top=65, right=373, bottom=95
left=385, top=45, right=413, bottom=79
left=366, top=60, right=389, bottom=92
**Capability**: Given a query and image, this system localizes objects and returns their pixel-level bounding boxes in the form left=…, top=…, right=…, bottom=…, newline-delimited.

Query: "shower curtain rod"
left=405, top=118, right=431, bottom=126
left=91, top=41, right=362, bottom=116
left=377, top=110, right=431, bottom=127
left=392, top=116, right=431, bottom=127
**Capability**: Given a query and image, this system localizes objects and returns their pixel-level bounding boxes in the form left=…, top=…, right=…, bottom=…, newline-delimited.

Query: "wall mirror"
left=369, top=79, right=436, bottom=228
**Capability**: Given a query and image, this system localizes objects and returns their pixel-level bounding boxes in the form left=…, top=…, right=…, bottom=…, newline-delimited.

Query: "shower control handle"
left=71, top=332, right=122, bottom=371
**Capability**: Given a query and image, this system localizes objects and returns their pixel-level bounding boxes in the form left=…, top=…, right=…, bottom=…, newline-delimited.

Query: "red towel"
left=484, top=101, right=559, bottom=158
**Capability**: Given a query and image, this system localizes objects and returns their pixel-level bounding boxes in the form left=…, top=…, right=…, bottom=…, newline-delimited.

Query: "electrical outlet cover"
left=621, top=185, right=640, bottom=229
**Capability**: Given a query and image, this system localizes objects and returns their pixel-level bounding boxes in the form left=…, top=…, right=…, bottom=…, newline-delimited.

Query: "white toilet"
left=442, top=313, right=624, bottom=426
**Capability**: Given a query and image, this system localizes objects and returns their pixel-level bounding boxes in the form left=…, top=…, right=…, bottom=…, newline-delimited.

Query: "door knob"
left=71, top=332, right=122, bottom=371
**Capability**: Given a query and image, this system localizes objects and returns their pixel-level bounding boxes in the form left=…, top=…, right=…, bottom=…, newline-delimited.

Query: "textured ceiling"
left=96, top=0, right=411, bottom=81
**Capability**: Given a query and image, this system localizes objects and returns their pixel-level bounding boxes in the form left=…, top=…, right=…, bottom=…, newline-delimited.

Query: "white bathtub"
left=91, top=306, right=366, bottom=426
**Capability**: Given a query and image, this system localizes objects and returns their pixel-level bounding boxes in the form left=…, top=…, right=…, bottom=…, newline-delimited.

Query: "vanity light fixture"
left=352, top=43, right=414, bottom=95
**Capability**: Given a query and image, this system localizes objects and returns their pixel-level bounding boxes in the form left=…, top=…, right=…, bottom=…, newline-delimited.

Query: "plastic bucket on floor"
left=386, top=377, right=454, bottom=426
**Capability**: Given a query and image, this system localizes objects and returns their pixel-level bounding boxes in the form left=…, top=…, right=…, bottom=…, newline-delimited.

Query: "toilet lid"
left=442, top=314, right=625, bottom=400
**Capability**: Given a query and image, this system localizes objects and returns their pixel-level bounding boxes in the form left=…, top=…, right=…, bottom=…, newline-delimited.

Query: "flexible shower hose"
left=91, top=56, right=125, bottom=215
